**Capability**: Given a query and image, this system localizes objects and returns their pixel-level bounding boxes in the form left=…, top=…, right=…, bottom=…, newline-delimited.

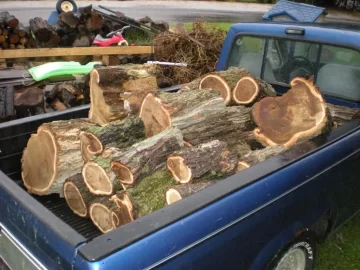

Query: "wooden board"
left=0, top=46, right=153, bottom=59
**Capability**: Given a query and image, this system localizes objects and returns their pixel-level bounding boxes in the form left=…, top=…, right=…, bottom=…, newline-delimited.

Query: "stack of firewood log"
left=20, top=64, right=360, bottom=233
left=0, top=12, right=36, bottom=50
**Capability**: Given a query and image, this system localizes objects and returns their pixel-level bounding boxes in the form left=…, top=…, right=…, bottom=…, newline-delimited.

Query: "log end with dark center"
left=199, top=74, right=231, bottom=105
left=82, top=162, right=113, bottom=195
left=233, top=77, right=259, bottom=105
left=167, top=156, right=192, bottom=183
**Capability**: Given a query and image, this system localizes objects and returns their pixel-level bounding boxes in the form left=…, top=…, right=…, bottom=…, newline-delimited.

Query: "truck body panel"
left=1, top=21, right=360, bottom=269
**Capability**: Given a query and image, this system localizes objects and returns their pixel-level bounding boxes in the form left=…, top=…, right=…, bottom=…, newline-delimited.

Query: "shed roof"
left=262, top=0, right=328, bottom=22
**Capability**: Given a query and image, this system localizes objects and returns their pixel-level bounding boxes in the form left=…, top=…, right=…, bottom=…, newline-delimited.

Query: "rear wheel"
left=56, top=0, right=78, bottom=13
left=267, top=232, right=316, bottom=270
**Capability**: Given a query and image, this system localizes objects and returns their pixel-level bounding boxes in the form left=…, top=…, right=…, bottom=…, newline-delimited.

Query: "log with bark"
left=252, top=77, right=332, bottom=148
left=326, top=103, right=360, bottom=126
left=232, top=76, right=277, bottom=106
left=14, top=87, right=44, bottom=118
left=45, top=82, right=84, bottom=108
left=0, top=12, right=19, bottom=29
left=86, top=11, right=104, bottom=31
left=0, top=86, right=15, bottom=121
left=88, top=64, right=163, bottom=126
left=21, top=118, right=97, bottom=196
left=79, top=114, right=145, bottom=162
left=110, top=126, right=184, bottom=188
left=59, top=11, right=79, bottom=29
left=29, top=17, right=52, bottom=42
left=137, top=89, right=256, bottom=146
left=198, top=67, right=251, bottom=105
left=166, top=180, right=219, bottom=205
left=167, top=140, right=238, bottom=184
left=63, top=173, right=98, bottom=218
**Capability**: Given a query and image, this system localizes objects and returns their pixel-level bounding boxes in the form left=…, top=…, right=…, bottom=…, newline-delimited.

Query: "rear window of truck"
left=228, top=35, right=360, bottom=102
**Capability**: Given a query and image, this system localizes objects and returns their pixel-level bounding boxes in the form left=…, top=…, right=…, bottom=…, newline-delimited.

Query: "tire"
left=266, top=232, right=316, bottom=270
left=56, top=0, right=78, bottom=13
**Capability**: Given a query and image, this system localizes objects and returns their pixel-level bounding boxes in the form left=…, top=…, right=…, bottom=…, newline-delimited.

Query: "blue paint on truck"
left=1, top=21, right=360, bottom=270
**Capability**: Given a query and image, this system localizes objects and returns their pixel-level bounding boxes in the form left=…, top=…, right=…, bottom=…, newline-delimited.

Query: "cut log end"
left=63, top=181, right=87, bottom=217
left=166, top=188, right=182, bottom=205
left=167, top=156, right=191, bottom=184
left=139, top=93, right=171, bottom=137
left=233, top=77, right=259, bottom=105
left=89, top=203, right=116, bottom=233
left=22, top=130, right=56, bottom=195
left=110, top=162, right=134, bottom=185
left=79, top=131, right=103, bottom=162
left=199, top=74, right=231, bottom=105
left=82, top=162, right=113, bottom=195
left=252, top=77, right=328, bottom=148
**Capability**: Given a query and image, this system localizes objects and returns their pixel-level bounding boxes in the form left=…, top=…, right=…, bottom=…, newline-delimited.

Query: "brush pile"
left=153, top=20, right=227, bottom=84
left=0, top=12, right=36, bottom=50
left=20, top=64, right=360, bottom=234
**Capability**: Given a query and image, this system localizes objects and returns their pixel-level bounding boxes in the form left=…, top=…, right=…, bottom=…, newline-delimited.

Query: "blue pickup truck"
left=2, top=20, right=360, bottom=270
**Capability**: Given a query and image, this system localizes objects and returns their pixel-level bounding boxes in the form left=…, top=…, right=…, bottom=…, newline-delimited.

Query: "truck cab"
left=217, top=21, right=360, bottom=108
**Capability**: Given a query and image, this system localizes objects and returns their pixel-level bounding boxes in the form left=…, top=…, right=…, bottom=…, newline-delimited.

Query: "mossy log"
left=110, top=127, right=184, bottom=188
left=21, top=119, right=97, bottom=196
left=138, top=89, right=255, bottom=145
left=79, top=115, right=145, bottom=162
left=252, top=77, right=331, bottom=148
left=88, top=64, right=163, bottom=126
left=82, top=147, right=124, bottom=196
left=63, top=173, right=98, bottom=218
left=232, top=76, right=277, bottom=106
left=166, top=180, right=220, bottom=205
left=167, top=140, right=238, bottom=184
left=124, top=170, right=178, bottom=218
left=238, top=145, right=287, bottom=170
left=195, top=67, right=251, bottom=105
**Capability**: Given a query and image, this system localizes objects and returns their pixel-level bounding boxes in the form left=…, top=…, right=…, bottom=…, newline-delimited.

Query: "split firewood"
left=14, top=87, right=44, bottom=118
left=0, top=86, right=15, bottom=121
left=59, top=11, right=80, bottom=28
left=79, top=114, right=146, bottom=162
left=232, top=76, right=277, bottom=106
left=21, top=118, right=97, bottom=196
left=166, top=180, right=220, bottom=205
left=88, top=64, right=163, bottom=126
left=167, top=140, right=238, bottom=184
left=121, top=169, right=178, bottom=218
left=198, top=67, right=251, bottom=105
left=137, top=89, right=256, bottom=146
left=109, top=191, right=135, bottom=224
left=110, top=127, right=184, bottom=188
left=63, top=173, right=98, bottom=218
left=252, top=77, right=331, bottom=148
left=46, top=83, right=84, bottom=108
left=326, top=103, right=360, bottom=126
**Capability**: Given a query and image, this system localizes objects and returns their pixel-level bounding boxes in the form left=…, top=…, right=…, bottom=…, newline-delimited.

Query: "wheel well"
left=307, top=208, right=332, bottom=243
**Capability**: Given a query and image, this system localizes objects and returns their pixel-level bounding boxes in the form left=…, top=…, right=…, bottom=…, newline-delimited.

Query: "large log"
left=14, top=87, right=44, bottom=118
left=0, top=86, right=15, bottom=121
left=138, top=89, right=256, bottom=146
left=166, top=180, right=219, bottom=205
left=167, top=140, right=238, bottom=184
left=29, top=17, right=52, bottom=42
left=110, top=127, right=184, bottom=188
left=79, top=115, right=145, bottom=162
left=88, top=64, right=163, bottom=126
left=21, top=119, right=97, bottom=196
left=252, top=77, right=331, bottom=148
left=232, top=76, right=277, bottom=106
left=198, top=67, right=251, bottom=105
left=63, top=173, right=98, bottom=218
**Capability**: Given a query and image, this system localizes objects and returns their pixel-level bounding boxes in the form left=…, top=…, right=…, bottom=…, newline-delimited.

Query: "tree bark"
left=110, top=127, right=184, bottom=188
left=29, top=17, right=52, bottom=42
left=167, top=140, right=238, bottom=184
left=232, top=75, right=277, bottom=106
left=0, top=86, right=15, bottom=121
left=166, top=180, right=219, bottom=205
left=59, top=11, right=79, bottom=28
left=252, top=77, right=332, bottom=148
left=138, top=89, right=256, bottom=145
left=21, top=118, right=97, bottom=196
left=198, top=67, right=251, bottom=105
left=14, top=87, right=44, bottom=118
left=45, top=82, right=84, bottom=108
left=326, top=103, right=360, bottom=126
left=88, top=64, right=163, bottom=126
left=63, top=173, right=98, bottom=218
left=86, top=11, right=104, bottom=31
left=79, top=114, right=145, bottom=162
left=238, top=145, right=287, bottom=169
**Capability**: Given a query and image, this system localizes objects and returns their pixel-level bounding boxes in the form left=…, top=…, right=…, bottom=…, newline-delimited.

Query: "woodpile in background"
left=20, top=64, right=360, bottom=234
